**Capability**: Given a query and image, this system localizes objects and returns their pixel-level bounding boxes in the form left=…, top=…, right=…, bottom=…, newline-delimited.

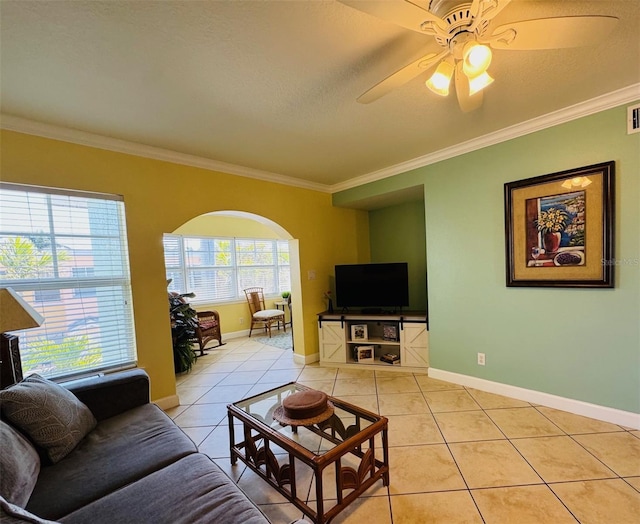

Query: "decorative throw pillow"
left=0, top=421, right=40, bottom=507
left=0, top=374, right=97, bottom=464
left=199, top=320, right=218, bottom=330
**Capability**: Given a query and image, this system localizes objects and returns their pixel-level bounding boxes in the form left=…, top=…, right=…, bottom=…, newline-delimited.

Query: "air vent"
left=628, top=103, right=640, bottom=135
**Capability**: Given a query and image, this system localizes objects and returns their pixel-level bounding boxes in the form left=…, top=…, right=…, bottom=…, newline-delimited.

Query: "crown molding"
left=330, top=83, right=640, bottom=193
left=0, top=115, right=331, bottom=193
left=3, top=84, right=638, bottom=196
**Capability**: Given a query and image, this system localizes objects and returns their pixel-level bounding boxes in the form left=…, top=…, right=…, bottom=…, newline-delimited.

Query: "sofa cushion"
left=0, top=421, right=40, bottom=507
left=26, top=403, right=197, bottom=520
left=64, top=369, right=150, bottom=421
left=60, top=454, right=269, bottom=524
left=254, top=309, right=283, bottom=319
left=198, top=319, right=218, bottom=330
left=0, top=496, right=59, bottom=524
left=0, top=374, right=96, bottom=464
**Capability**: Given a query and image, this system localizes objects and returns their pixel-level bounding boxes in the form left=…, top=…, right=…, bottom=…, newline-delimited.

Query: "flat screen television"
left=335, top=263, right=409, bottom=312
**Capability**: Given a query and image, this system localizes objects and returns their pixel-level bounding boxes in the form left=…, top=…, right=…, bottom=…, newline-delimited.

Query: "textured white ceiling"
left=1, top=0, right=639, bottom=188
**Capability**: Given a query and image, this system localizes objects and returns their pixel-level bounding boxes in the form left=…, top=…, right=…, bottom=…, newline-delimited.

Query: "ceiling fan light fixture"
left=468, top=70, right=494, bottom=95
left=462, top=42, right=492, bottom=77
left=426, top=59, right=455, bottom=96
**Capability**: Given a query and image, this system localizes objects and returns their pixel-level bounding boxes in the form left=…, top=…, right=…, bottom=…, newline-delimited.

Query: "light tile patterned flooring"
left=167, top=336, right=640, bottom=523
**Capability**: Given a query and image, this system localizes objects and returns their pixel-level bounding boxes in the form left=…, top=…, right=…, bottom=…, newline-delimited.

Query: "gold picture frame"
left=504, top=161, right=615, bottom=288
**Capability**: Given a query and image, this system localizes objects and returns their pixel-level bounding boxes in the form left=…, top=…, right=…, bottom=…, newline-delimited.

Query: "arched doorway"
left=166, top=210, right=304, bottom=356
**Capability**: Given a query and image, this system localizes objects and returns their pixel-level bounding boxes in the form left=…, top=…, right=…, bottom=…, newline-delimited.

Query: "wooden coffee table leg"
left=382, top=426, right=389, bottom=486
left=229, top=413, right=237, bottom=465
left=315, top=467, right=325, bottom=524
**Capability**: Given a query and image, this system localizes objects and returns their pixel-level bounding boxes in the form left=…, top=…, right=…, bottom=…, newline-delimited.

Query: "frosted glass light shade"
left=468, top=71, right=494, bottom=95
left=463, top=42, right=492, bottom=77
left=426, top=60, right=455, bottom=96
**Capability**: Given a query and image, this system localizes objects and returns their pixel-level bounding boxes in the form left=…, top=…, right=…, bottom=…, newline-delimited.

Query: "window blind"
left=0, top=183, right=137, bottom=381
left=164, top=234, right=290, bottom=302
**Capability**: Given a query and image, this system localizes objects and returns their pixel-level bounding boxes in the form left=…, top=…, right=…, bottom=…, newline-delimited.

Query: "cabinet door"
left=401, top=323, right=429, bottom=368
left=318, top=321, right=346, bottom=363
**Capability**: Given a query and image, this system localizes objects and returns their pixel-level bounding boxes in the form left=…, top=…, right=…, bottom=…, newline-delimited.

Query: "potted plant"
left=281, top=291, right=291, bottom=301
left=169, top=291, right=198, bottom=373
left=535, top=207, right=570, bottom=253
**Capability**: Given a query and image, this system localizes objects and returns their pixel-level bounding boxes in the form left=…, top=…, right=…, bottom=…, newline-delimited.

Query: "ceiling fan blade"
left=490, top=16, right=618, bottom=50
left=468, top=0, right=483, bottom=19
left=357, top=50, right=449, bottom=104
left=454, top=62, right=483, bottom=113
left=481, top=0, right=511, bottom=22
left=465, top=0, right=489, bottom=33
left=339, top=0, right=447, bottom=33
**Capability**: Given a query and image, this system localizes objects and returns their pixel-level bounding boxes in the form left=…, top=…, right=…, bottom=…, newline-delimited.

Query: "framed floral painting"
left=504, top=161, right=615, bottom=288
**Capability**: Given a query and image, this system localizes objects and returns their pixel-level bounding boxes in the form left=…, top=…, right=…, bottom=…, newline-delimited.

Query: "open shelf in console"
left=346, top=318, right=400, bottom=364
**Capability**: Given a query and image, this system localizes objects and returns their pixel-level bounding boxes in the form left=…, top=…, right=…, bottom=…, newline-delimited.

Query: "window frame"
left=0, top=182, right=137, bottom=382
left=164, top=234, right=290, bottom=304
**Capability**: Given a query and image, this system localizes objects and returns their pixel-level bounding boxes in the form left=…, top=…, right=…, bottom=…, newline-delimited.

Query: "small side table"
left=274, top=300, right=291, bottom=328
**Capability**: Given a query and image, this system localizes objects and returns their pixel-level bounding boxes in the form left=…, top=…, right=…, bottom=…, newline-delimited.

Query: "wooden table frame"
left=274, top=300, right=292, bottom=329
left=228, top=383, right=389, bottom=524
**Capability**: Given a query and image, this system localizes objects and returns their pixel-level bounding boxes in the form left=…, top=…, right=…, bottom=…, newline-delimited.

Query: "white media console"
left=317, top=311, right=429, bottom=373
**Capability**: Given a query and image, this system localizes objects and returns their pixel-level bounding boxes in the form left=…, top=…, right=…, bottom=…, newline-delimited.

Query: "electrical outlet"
left=477, top=353, right=486, bottom=366
left=239, top=318, right=244, bottom=325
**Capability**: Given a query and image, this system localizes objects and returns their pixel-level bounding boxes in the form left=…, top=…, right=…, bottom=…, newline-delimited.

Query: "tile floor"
left=166, top=336, right=640, bottom=523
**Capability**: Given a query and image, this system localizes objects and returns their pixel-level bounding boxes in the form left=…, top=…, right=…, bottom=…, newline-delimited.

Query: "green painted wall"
left=335, top=103, right=640, bottom=413
left=369, top=200, right=427, bottom=311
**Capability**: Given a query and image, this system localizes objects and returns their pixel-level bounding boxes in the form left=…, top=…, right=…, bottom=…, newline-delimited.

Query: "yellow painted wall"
left=0, top=130, right=369, bottom=402
left=174, top=214, right=278, bottom=238
left=192, top=297, right=290, bottom=335
left=174, top=213, right=291, bottom=333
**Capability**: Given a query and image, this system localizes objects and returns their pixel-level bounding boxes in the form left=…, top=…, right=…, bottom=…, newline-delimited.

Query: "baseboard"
left=225, top=328, right=295, bottom=341
left=154, top=394, right=180, bottom=411
left=294, top=352, right=319, bottom=365
left=429, top=368, right=640, bottom=430
left=221, top=329, right=251, bottom=339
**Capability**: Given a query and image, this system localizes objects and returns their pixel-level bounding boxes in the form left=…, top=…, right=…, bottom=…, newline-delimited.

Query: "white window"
left=0, top=183, right=137, bottom=381
left=164, top=234, right=290, bottom=302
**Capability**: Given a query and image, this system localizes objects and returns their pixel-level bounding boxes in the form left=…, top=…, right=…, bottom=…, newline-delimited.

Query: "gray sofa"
left=0, top=369, right=272, bottom=524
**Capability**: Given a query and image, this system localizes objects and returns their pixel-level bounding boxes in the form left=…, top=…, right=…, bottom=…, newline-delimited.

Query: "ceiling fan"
left=341, top=0, right=618, bottom=111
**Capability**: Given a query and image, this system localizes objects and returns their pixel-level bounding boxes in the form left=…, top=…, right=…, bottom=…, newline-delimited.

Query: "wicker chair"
left=192, top=310, right=224, bottom=356
left=244, top=287, right=285, bottom=338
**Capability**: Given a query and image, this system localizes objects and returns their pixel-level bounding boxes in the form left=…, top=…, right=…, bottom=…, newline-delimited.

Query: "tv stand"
left=317, top=311, right=429, bottom=373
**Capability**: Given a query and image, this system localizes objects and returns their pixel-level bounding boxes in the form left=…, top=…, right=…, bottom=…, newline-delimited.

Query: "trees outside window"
left=0, top=184, right=137, bottom=380
left=164, top=234, right=290, bottom=302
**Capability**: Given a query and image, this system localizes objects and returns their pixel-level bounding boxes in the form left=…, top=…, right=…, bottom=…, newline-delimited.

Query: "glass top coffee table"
left=228, top=382, right=389, bottom=524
